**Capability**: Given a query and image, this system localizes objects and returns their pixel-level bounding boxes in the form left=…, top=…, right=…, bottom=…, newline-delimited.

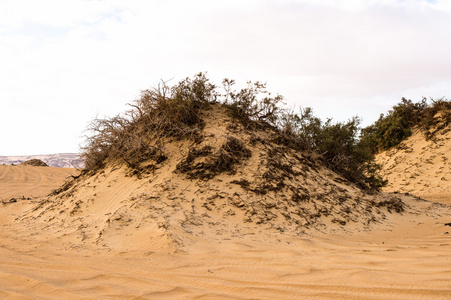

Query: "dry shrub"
left=21, top=159, right=49, bottom=167
left=219, top=136, right=252, bottom=163
left=372, top=197, right=405, bottom=213
left=80, top=72, right=402, bottom=190
left=81, top=73, right=216, bottom=171
left=230, top=147, right=307, bottom=196
left=222, top=79, right=284, bottom=128
left=176, top=136, right=251, bottom=179
left=176, top=145, right=213, bottom=177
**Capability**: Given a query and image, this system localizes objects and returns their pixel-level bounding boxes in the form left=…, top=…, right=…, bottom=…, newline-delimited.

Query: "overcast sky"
left=1, top=0, right=451, bottom=156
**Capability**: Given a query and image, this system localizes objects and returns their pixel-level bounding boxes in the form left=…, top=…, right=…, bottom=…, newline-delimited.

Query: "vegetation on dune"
left=176, top=136, right=252, bottom=180
left=222, top=79, right=284, bottom=127
left=277, top=108, right=386, bottom=189
left=361, top=97, right=451, bottom=153
left=81, top=73, right=396, bottom=190
left=81, top=73, right=216, bottom=171
left=217, top=77, right=385, bottom=189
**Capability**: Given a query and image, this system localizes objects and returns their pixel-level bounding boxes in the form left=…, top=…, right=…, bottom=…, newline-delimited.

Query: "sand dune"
left=0, top=165, right=79, bottom=201
left=1, top=106, right=451, bottom=299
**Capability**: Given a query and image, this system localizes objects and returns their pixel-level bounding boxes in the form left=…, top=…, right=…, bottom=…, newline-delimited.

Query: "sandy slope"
left=376, top=114, right=451, bottom=205
left=0, top=165, right=79, bottom=201
left=1, top=196, right=450, bottom=299
left=12, top=105, right=407, bottom=252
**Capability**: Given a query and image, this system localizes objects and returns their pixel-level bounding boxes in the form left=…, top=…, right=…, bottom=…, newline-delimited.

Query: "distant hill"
left=0, top=153, right=83, bottom=168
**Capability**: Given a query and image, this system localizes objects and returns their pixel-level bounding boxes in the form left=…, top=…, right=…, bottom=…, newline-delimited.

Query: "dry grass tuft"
left=21, top=159, right=49, bottom=167
left=176, top=136, right=251, bottom=179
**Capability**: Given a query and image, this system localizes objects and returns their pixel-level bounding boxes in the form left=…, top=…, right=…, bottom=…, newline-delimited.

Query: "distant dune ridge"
left=0, top=153, right=83, bottom=168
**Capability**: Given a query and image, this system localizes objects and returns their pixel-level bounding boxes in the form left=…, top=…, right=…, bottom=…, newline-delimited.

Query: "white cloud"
left=1, top=0, right=451, bottom=155
left=0, top=0, right=116, bottom=28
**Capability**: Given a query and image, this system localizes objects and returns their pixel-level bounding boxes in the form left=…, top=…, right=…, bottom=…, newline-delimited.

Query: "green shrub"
left=278, top=107, right=322, bottom=151
left=81, top=73, right=389, bottom=190
left=287, top=112, right=386, bottom=190
left=361, top=97, right=451, bottom=153
left=222, top=79, right=284, bottom=127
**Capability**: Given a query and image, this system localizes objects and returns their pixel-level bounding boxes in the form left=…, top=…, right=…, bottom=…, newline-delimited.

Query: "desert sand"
left=0, top=165, right=79, bottom=201
left=1, top=193, right=450, bottom=299
left=1, top=106, right=450, bottom=299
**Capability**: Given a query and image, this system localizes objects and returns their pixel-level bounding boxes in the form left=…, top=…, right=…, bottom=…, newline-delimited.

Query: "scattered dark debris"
left=122, top=146, right=168, bottom=178
left=332, top=218, right=347, bottom=226
left=230, top=179, right=251, bottom=188
left=1, top=198, right=17, bottom=204
left=176, top=136, right=251, bottom=179
left=372, top=197, right=405, bottom=213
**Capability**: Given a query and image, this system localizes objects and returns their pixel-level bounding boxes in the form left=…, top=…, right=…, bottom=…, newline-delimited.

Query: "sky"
left=1, top=0, right=451, bottom=156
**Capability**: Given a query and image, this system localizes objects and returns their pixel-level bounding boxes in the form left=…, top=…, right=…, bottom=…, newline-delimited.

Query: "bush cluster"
left=81, top=73, right=216, bottom=170
left=81, top=73, right=392, bottom=189
left=277, top=109, right=386, bottom=189
left=222, top=79, right=284, bottom=127
left=220, top=79, right=385, bottom=189
left=361, top=97, right=451, bottom=153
